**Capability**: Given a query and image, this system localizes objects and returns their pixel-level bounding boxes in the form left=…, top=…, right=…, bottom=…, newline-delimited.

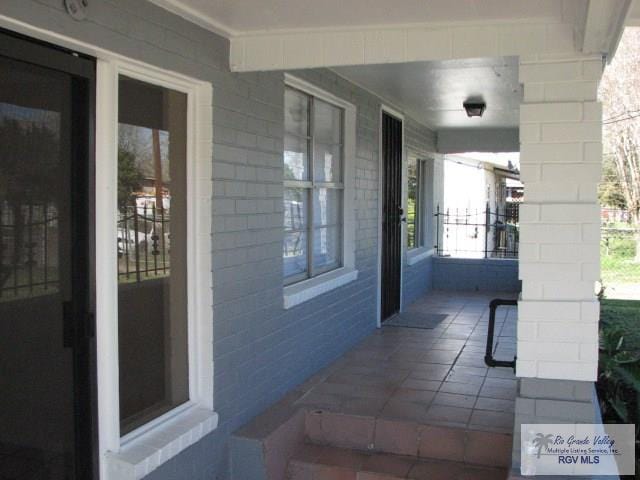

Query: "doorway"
left=0, top=31, right=96, bottom=479
left=380, top=110, right=403, bottom=321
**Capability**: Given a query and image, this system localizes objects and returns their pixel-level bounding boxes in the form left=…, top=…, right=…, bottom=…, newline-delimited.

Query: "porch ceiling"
left=148, top=0, right=633, bottom=73
left=627, top=0, right=640, bottom=25
left=334, top=57, right=520, bottom=131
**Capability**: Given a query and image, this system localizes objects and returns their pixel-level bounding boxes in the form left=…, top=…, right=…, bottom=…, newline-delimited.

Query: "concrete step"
left=304, top=409, right=512, bottom=468
left=287, top=444, right=508, bottom=480
left=230, top=400, right=512, bottom=479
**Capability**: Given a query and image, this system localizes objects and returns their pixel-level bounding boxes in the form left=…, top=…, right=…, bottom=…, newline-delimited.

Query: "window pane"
left=313, top=99, right=341, bottom=144
left=285, top=88, right=309, bottom=137
left=284, top=188, right=307, bottom=230
left=284, top=134, right=309, bottom=180
left=117, top=76, right=189, bottom=435
left=407, top=158, right=419, bottom=249
left=0, top=59, right=76, bottom=478
left=313, top=142, right=342, bottom=183
left=284, top=231, right=307, bottom=278
left=313, top=188, right=341, bottom=227
left=313, top=226, right=341, bottom=270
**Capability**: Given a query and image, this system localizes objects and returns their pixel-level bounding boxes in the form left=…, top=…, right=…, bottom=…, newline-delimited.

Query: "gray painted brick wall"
left=406, top=116, right=437, bottom=157
left=433, top=257, right=521, bottom=293
left=1, top=3, right=438, bottom=479
left=403, top=257, right=434, bottom=306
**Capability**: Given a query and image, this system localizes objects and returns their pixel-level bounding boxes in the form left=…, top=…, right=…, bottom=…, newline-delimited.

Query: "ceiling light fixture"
left=463, top=100, right=486, bottom=118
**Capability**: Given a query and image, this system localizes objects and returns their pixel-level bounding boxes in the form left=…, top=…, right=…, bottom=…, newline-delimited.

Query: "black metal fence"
left=435, top=203, right=519, bottom=259
left=0, top=201, right=60, bottom=299
left=118, top=204, right=171, bottom=283
left=0, top=201, right=171, bottom=300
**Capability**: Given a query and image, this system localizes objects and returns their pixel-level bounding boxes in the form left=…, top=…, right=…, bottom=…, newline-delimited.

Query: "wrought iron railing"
left=0, top=200, right=172, bottom=299
left=0, top=201, right=60, bottom=299
left=435, top=203, right=519, bottom=259
left=117, top=203, right=170, bottom=283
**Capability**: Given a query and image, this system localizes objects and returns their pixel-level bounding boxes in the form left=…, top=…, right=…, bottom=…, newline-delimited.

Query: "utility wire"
left=603, top=111, right=640, bottom=125
left=603, top=109, right=640, bottom=122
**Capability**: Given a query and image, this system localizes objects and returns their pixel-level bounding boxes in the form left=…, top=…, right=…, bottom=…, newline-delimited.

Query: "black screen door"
left=0, top=31, right=96, bottom=479
left=381, top=112, right=403, bottom=321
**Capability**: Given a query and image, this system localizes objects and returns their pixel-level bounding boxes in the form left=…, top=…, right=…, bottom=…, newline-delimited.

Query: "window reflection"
left=0, top=103, right=61, bottom=300
left=117, top=124, right=171, bottom=282
left=117, top=76, right=189, bottom=436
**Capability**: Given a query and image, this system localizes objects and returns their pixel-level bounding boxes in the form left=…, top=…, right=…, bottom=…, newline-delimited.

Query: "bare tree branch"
left=600, top=27, right=640, bottom=261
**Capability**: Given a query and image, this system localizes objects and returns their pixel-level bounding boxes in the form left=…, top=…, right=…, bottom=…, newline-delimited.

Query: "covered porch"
left=1, top=0, right=635, bottom=479
left=232, top=291, right=519, bottom=479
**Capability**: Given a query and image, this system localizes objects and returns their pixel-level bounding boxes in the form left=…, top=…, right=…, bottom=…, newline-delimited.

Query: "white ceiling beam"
left=581, top=0, right=633, bottom=59
left=230, top=20, right=579, bottom=72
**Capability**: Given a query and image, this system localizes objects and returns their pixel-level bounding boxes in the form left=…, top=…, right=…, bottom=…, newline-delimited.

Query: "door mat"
left=384, top=312, right=448, bottom=329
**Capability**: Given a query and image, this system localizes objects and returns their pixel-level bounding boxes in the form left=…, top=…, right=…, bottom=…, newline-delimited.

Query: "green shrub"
left=597, top=299, right=640, bottom=478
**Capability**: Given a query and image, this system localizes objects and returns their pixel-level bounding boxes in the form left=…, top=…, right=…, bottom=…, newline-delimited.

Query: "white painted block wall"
left=517, top=55, right=603, bottom=381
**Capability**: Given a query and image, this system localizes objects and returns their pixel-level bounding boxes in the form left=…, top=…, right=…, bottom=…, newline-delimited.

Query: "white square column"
left=517, top=55, right=604, bottom=381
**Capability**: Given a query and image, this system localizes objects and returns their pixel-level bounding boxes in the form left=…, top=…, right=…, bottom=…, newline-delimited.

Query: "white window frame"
left=406, top=155, right=435, bottom=266
left=406, top=156, right=426, bottom=251
left=283, top=74, right=357, bottom=309
left=96, top=59, right=216, bottom=479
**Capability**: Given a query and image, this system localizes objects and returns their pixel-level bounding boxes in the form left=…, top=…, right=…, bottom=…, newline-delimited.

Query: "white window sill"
left=406, top=247, right=434, bottom=266
left=104, top=406, right=218, bottom=480
left=284, top=267, right=358, bottom=309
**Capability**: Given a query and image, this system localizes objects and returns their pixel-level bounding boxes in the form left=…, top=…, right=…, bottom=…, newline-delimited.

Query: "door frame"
left=0, top=27, right=98, bottom=479
left=377, top=104, right=405, bottom=327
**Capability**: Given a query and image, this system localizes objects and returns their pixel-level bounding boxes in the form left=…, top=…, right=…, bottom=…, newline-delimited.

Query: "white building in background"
left=444, top=152, right=520, bottom=213
left=442, top=152, right=521, bottom=257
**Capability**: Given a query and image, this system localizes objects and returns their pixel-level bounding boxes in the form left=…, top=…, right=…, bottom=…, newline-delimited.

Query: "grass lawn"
left=601, top=234, right=640, bottom=284
left=601, top=254, right=640, bottom=284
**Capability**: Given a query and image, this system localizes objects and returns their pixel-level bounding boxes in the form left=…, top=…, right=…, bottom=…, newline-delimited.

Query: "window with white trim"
left=283, top=86, right=344, bottom=284
left=97, top=59, right=215, bottom=479
left=407, top=157, right=426, bottom=250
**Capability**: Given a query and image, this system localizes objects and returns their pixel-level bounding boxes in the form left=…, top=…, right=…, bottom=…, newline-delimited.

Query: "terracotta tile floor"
left=289, top=441, right=508, bottom=479
left=294, top=291, right=518, bottom=434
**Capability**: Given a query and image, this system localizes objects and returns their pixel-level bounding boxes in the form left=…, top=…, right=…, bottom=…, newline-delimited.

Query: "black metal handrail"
left=485, top=298, right=518, bottom=371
